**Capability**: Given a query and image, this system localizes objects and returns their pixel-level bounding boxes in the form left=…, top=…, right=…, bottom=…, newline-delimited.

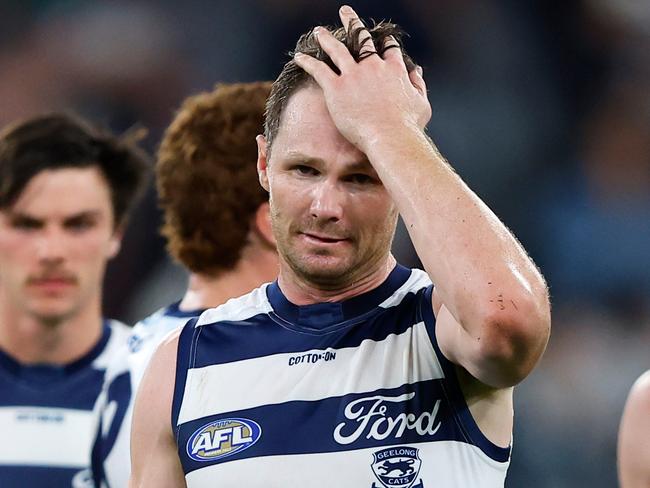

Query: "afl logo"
left=187, top=418, right=261, bottom=462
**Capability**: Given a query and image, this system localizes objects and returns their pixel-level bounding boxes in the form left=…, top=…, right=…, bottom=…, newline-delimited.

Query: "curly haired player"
left=91, top=82, right=277, bottom=488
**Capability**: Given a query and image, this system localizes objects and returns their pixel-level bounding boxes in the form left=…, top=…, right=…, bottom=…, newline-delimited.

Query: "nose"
left=310, top=180, right=345, bottom=222
left=36, top=228, right=66, bottom=264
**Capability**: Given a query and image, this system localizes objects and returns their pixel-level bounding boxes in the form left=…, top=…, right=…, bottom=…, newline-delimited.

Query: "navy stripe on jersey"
left=419, top=285, right=511, bottom=462
left=177, top=378, right=510, bottom=475
left=189, top=287, right=430, bottom=369
left=0, top=323, right=112, bottom=410
left=173, top=317, right=200, bottom=435
left=0, top=321, right=111, bottom=378
left=91, top=370, right=131, bottom=488
left=0, top=466, right=88, bottom=488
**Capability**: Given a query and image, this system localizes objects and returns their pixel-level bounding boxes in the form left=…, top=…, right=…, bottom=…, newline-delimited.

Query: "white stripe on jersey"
left=91, top=319, right=131, bottom=370
left=178, top=321, right=443, bottom=424
left=196, top=285, right=272, bottom=327
left=185, top=441, right=508, bottom=487
left=378, top=268, right=432, bottom=309
left=0, top=407, right=95, bottom=467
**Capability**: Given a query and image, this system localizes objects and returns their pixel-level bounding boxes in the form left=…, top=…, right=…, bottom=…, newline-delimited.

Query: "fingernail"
left=416, top=65, right=423, bottom=76
left=313, top=26, right=321, bottom=36
left=340, top=5, right=353, bottom=14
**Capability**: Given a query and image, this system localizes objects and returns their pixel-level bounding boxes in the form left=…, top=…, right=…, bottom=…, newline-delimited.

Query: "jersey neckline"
left=266, top=264, right=412, bottom=329
left=0, top=320, right=112, bottom=383
left=164, top=300, right=207, bottom=318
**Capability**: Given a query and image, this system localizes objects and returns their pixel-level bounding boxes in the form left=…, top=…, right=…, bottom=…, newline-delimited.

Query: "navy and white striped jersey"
left=91, top=303, right=203, bottom=488
left=0, top=320, right=129, bottom=488
left=173, top=265, right=511, bottom=487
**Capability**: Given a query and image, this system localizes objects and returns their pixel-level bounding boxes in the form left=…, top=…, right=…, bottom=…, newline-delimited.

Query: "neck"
left=278, top=255, right=397, bottom=305
left=0, top=294, right=103, bottom=365
left=179, top=245, right=278, bottom=311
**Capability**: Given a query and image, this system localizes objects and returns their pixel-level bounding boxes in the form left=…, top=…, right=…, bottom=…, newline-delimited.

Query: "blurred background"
left=1, top=0, right=648, bottom=485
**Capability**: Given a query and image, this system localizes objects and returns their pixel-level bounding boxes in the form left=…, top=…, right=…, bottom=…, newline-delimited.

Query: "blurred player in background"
left=618, top=370, right=650, bottom=487
left=130, top=5, right=550, bottom=487
left=0, top=114, right=150, bottom=487
left=91, top=82, right=277, bottom=488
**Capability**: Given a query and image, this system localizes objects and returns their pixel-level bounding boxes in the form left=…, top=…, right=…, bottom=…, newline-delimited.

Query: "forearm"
left=365, top=127, right=549, bottom=347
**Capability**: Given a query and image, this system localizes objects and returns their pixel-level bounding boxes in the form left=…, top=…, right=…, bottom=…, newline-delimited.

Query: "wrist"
left=360, top=122, right=429, bottom=161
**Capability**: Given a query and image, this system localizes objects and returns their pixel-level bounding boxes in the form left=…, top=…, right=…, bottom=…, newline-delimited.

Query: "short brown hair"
left=0, top=113, right=151, bottom=227
left=265, top=20, right=415, bottom=151
left=157, top=82, right=271, bottom=274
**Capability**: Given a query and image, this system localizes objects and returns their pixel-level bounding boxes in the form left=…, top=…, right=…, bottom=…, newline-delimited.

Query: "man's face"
left=258, top=85, right=398, bottom=288
left=0, top=167, right=121, bottom=322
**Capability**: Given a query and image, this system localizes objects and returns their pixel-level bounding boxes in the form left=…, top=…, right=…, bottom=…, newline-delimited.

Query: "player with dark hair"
left=0, top=113, right=150, bottom=487
left=618, top=370, right=650, bottom=487
left=131, top=7, right=550, bottom=487
left=92, top=82, right=277, bottom=488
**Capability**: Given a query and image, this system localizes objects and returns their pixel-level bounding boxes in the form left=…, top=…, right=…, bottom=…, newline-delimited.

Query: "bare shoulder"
left=132, top=324, right=182, bottom=436
left=159, top=326, right=183, bottom=359
left=135, top=326, right=182, bottom=400
left=627, top=371, right=650, bottom=408
left=618, top=370, right=650, bottom=488
left=130, top=325, right=186, bottom=487
left=621, top=370, right=650, bottom=437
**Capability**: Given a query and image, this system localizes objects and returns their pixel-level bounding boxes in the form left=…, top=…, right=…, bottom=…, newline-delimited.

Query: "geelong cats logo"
left=371, top=446, right=424, bottom=488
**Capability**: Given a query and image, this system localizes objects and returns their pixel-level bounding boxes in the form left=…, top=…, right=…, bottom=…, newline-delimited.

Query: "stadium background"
left=1, top=1, right=648, bottom=486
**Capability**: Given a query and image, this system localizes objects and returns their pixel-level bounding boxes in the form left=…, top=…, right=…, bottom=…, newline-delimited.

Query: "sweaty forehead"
left=272, top=85, right=364, bottom=162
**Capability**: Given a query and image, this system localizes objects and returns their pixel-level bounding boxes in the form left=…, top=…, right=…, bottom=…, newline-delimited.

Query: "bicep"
left=434, top=298, right=483, bottom=381
left=129, top=331, right=186, bottom=488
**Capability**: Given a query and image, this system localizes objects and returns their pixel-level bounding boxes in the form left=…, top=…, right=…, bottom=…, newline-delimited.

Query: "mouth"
left=301, top=232, right=349, bottom=245
left=28, top=275, right=76, bottom=291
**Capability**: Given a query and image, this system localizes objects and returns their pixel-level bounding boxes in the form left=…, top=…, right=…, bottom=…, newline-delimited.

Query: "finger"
left=293, top=52, right=337, bottom=89
left=409, top=65, right=427, bottom=97
left=314, top=27, right=356, bottom=72
left=339, top=5, right=376, bottom=57
left=381, top=35, right=404, bottom=65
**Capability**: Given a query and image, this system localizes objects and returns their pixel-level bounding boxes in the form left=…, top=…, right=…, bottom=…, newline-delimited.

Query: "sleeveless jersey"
left=173, top=265, right=511, bottom=487
left=91, top=302, right=202, bottom=488
left=0, top=320, right=130, bottom=488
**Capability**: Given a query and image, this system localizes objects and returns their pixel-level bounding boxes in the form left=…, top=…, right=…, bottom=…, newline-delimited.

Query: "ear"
left=107, top=226, right=124, bottom=259
left=252, top=201, right=275, bottom=248
left=256, top=134, right=270, bottom=192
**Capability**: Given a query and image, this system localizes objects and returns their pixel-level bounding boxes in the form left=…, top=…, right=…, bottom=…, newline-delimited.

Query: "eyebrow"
left=63, top=211, right=103, bottom=223
left=282, top=152, right=373, bottom=171
left=8, top=209, right=103, bottom=222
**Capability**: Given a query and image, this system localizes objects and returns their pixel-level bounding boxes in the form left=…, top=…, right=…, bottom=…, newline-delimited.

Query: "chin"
left=294, top=258, right=354, bottom=287
left=29, top=302, right=77, bottom=323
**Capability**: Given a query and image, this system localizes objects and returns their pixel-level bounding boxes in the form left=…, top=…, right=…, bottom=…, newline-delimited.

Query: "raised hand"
left=293, top=5, right=431, bottom=154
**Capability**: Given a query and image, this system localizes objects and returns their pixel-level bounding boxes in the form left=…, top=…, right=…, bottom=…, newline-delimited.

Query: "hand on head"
left=293, top=5, right=432, bottom=152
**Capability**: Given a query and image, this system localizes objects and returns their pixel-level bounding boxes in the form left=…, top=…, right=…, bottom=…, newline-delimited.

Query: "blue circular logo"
left=187, top=417, right=262, bottom=462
